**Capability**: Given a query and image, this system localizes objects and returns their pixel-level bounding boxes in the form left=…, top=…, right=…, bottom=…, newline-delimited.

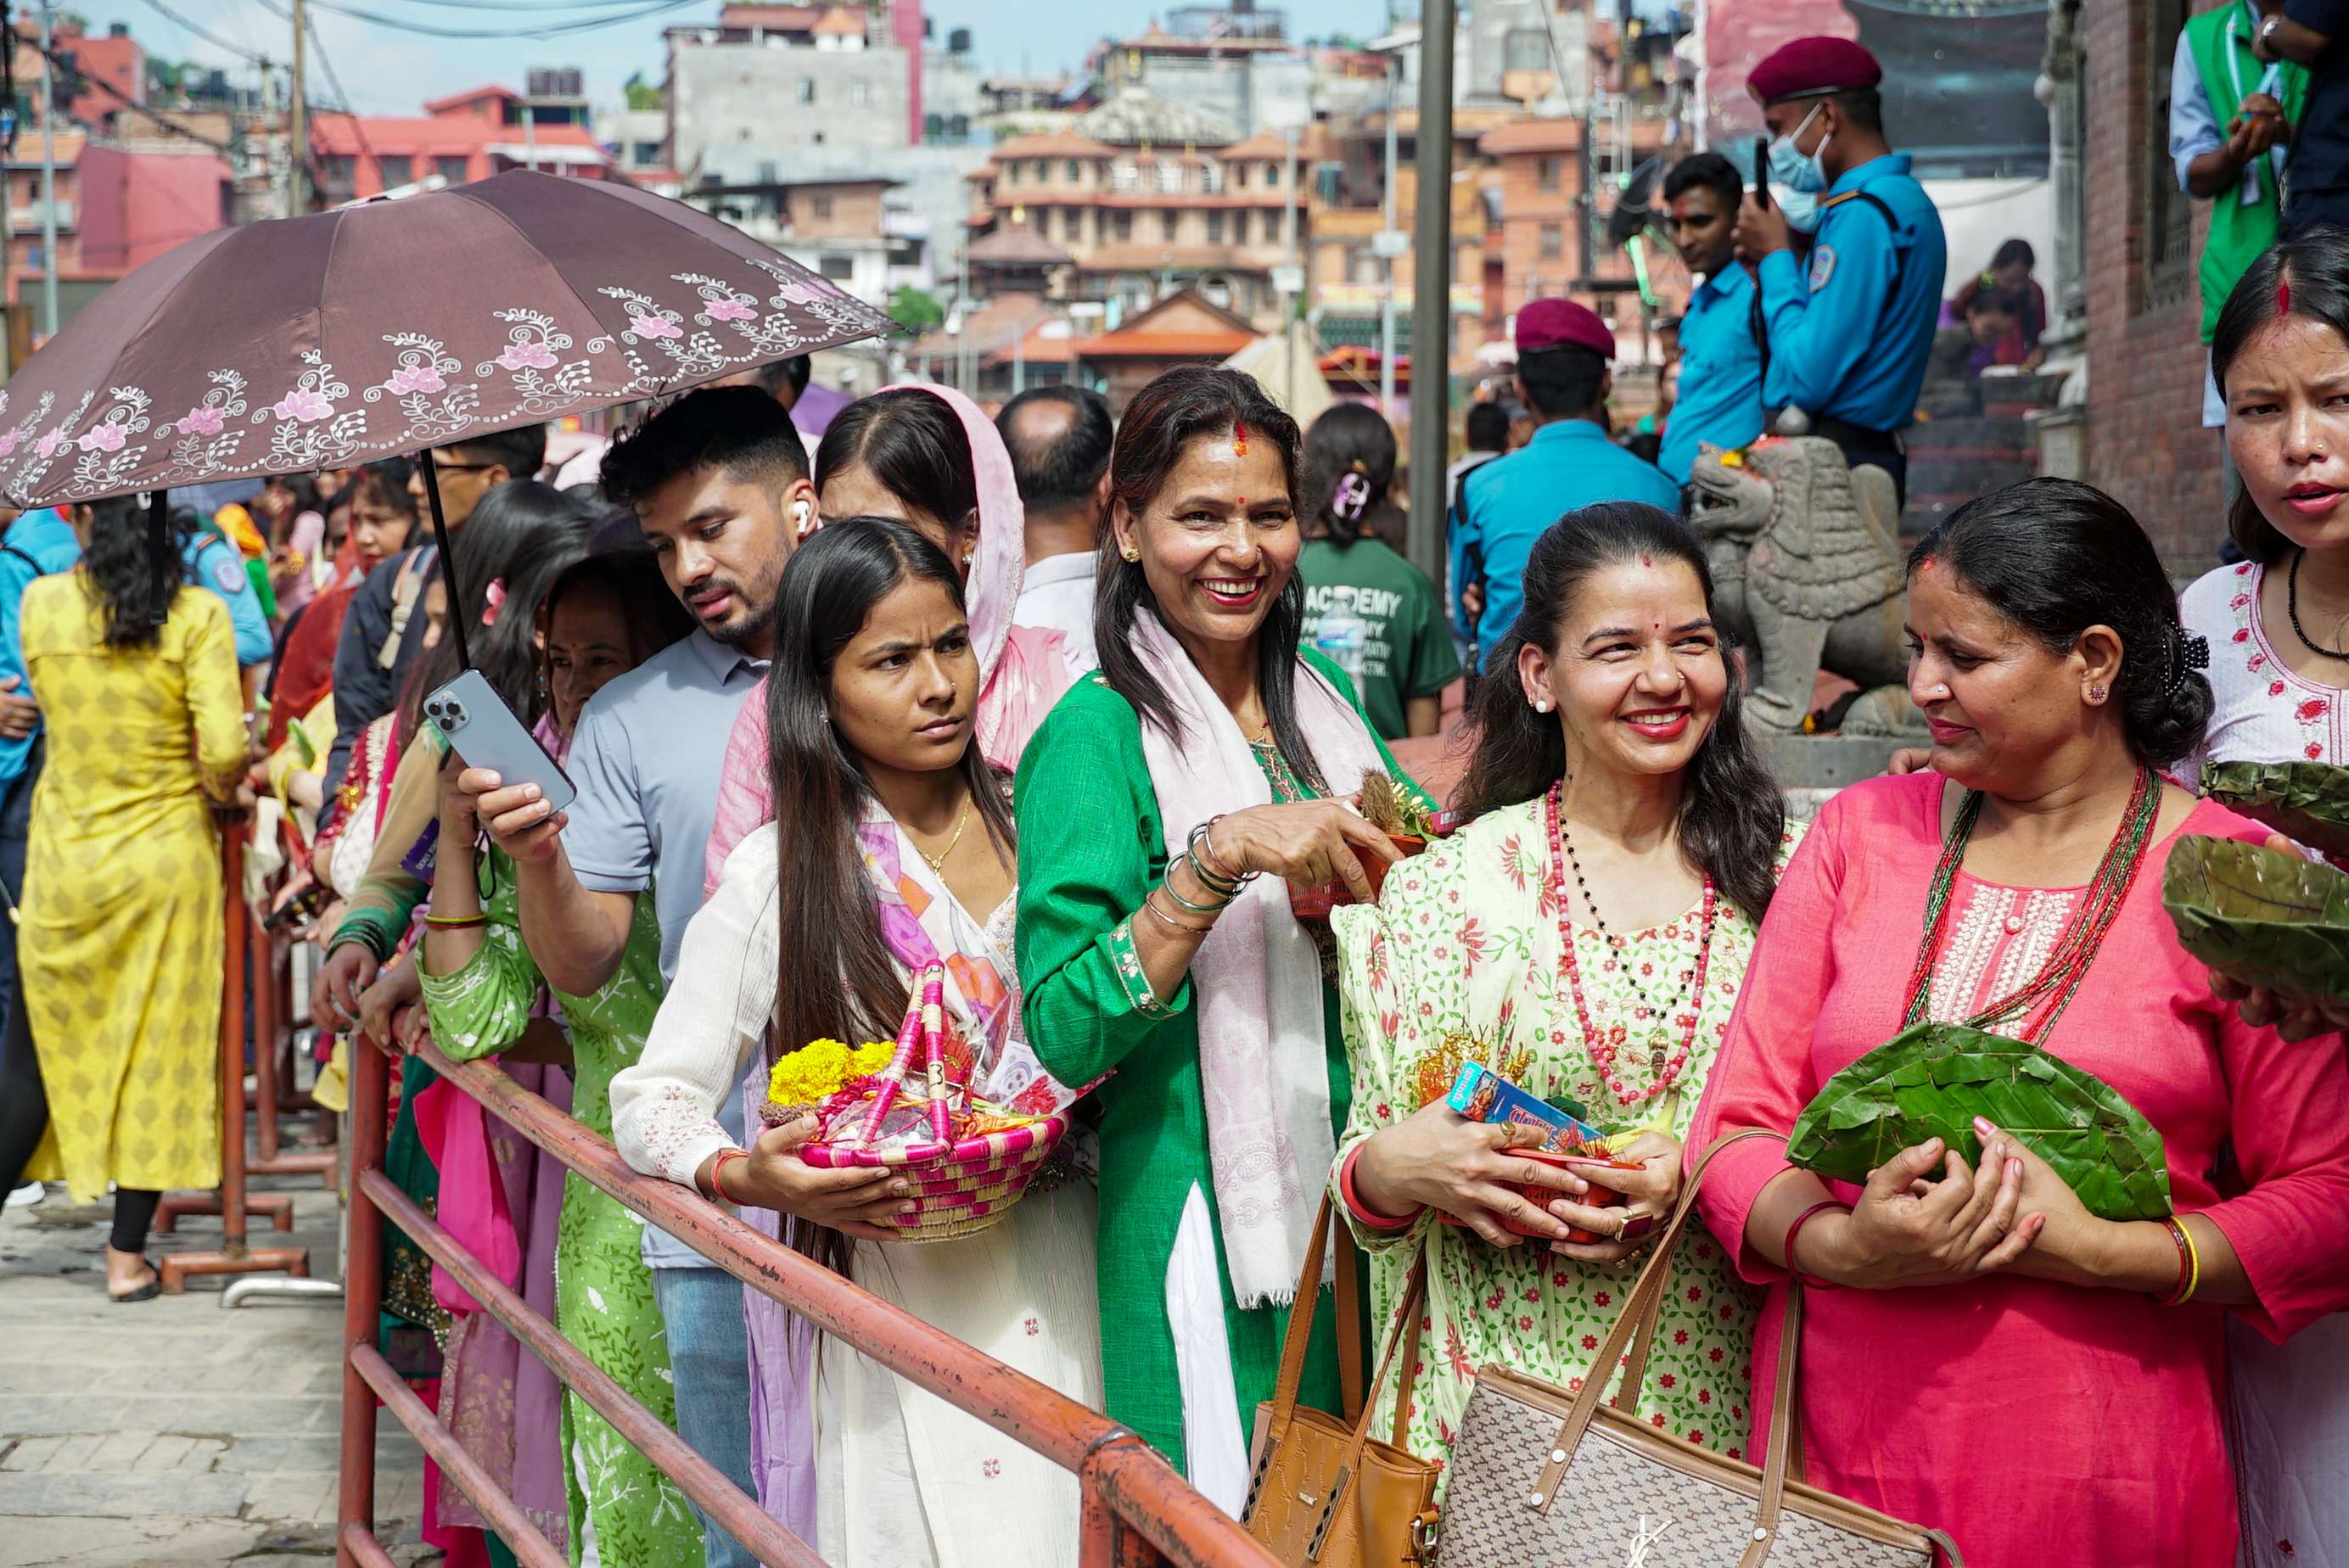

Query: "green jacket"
left=2188, top=3, right=2309, bottom=341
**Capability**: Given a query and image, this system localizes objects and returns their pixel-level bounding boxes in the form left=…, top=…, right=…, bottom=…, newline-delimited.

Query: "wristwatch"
left=2260, top=12, right=2285, bottom=51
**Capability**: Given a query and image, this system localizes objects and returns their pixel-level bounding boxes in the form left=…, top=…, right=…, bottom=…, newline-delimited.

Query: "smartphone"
left=1752, top=137, right=1771, bottom=207
left=421, top=669, right=575, bottom=815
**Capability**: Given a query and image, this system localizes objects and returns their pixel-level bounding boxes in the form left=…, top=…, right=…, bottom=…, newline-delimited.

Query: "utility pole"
left=1404, top=0, right=1452, bottom=586
left=1281, top=122, right=1299, bottom=415
left=1377, top=54, right=1399, bottom=419
left=36, top=0, right=57, bottom=340
left=289, top=0, right=307, bottom=214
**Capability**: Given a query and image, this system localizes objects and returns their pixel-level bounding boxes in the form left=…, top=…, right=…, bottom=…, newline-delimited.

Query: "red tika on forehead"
left=2280, top=277, right=2294, bottom=316
left=1232, top=420, right=1249, bottom=458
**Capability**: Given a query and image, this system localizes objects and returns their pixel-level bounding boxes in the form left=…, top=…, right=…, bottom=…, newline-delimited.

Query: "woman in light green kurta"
left=418, top=551, right=702, bottom=1567
left=1330, top=501, right=1791, bottom=1479
left=1014, top=367, right=1427, bottom=1508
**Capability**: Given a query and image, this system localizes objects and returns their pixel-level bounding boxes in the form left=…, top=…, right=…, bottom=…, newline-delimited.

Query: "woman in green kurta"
left=1014, top=366, right=1427, bottom=1511
left=416, top=551, right=703, bottom=1567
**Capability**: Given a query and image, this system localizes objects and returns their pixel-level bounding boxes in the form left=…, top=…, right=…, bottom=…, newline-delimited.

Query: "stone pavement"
left=0, top=1175, right=434, bottom=1567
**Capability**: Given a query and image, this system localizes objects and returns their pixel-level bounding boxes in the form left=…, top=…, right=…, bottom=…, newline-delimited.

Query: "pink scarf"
left=701, top=382, right=1073, bottom=893
left=1130, top=609, right=1389, bottom=1307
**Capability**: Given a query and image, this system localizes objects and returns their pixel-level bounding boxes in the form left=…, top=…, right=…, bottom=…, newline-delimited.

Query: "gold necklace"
left=915, top=795, right=973, bottom=876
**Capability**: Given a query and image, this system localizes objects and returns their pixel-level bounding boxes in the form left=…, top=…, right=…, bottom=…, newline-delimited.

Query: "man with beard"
left=1659, top=150, right=1768, bottom=483
left=463, top=384, right=816, bottom=1567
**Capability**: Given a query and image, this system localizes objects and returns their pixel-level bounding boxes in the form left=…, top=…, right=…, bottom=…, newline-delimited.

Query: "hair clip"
left=2167, top=626, right=2212, bottom=697
left=480, top=577, right=507, bottom=629
left=1331, top=473, right=1371, bottom=524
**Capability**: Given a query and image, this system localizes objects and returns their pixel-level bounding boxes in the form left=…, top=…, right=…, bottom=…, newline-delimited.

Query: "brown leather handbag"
left=1434, top=1131, right=1971, bottom=1567
left=1240, top=1193, right=1442, bottom=1567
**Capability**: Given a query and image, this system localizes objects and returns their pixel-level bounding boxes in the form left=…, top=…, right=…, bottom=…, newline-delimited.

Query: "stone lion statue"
left=1687, top=435, right=1924, bottom=737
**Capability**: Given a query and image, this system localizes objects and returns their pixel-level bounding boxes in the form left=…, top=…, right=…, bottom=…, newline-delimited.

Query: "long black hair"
left=80, top=494, right=188, bottom=649
left=1303, top=400, right=1404, bottom=549
left=1907, top=478, right=2212, bottom=770
left=1095, top=366, right=1315, bottom=770
left=2212, top=226, right=2349, bottom=564
left=404, top=481, right=593, bottom=735
left=815, top=388, right=979, bottom=531
left=764, top=517, right=1014, bottom=1273
left=1457, top=501, right=1786, bottom=920
left=536, top=540, right=697, bottom=699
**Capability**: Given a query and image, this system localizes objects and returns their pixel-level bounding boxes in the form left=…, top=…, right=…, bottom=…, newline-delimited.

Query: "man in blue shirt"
left=1660, top=151, right=1768, bottom=483
left=0, top=505, right=79, bottom=1205
left=1450, top=299, right=1682, bottom=674
left=1731, top=36, right=1948, bottom=506
left=182, top=523, right=272, bottom=673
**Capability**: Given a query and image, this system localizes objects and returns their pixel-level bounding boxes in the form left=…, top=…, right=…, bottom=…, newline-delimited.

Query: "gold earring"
left=1122, top=545, right=1141, bottom=562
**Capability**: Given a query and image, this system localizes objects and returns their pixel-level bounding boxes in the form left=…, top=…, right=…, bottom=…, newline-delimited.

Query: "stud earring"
left=1122, top=545, right=1141, bottom=562
left=2088, top=685, right=2108, bottom=703
left=1533, top=697, right=1552, bottom=714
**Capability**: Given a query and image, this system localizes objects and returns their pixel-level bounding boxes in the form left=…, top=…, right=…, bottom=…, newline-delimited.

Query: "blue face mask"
left=1766, top=102, right=1830, bottom=195
left=1778, top=186, right=1824, bottom=235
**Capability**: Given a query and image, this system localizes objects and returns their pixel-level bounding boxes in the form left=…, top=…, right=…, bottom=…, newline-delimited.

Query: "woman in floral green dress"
left=1331, top=503, right=1794, bottom=1471
left=418, top=550, right=702, bottom=1565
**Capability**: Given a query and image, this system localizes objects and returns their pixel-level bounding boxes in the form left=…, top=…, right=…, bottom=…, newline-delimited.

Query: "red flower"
left=2312, top=742, right=2328, bottom=759
left=2302, top=698, right=2333, bottom=722
left=1686, top=1285, right=1703, bottom=1302
left=1673, top=1330, right=1689, bottom=1346
left=2234, top=593, right=2253, bottom=609
left=1581, top=1334, right=1599, bottom=1351
left=1593, top=1291, right=1611, bottom=1308
left=1485, top=1291, right=1505, bottom=1309
left=1524, top=1287, right=1542, bottom=1303
left=1698, top=1389, right=1713, bottom=1404
left=2238, top=562, right=2256, bottom=575
left=1728, top=1447, right=1742, bottom=1461
left=1708, top=1347, right=1725, bottom=1363
left=1686, top=1429, right=1705, bottom=1444
left=1518, top=1315, right=1533, bottom=1330
left=2271, top=680, right=2289, bottom=697
left=1651, top=1414, right=1667, bottom=1428
left=2234, top=628, right=2252, bottom=643
left=1552, top=1272, right=1570, bottom=1287
left=1658, top=1373, right=1676, bottom=1388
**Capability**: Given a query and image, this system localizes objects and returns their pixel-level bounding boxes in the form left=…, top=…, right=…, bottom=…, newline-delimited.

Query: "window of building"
left=1231, top=209, right=1247, bottom=245
left=1264, top=161, right=1281, bottom=188
left=925, top=113, right=945, bottom=140
left=1160, top=210, right=1180, bottom=241
left=1034, top=160, right=1050, bottom=184
left=851, top=79, right=870, bottom=107
left=437, top=155, right=470, bottom=185
left=1113, top=161, right=1139, bottom=192
left=1205, top=209, right=1224, bottom=243
left=1504, top=29, right=1550, bottom=72
left=1539, top=222, right=1562, bottom=260
left=1006, top=160, right=1019, bottom=184
left=1536, top=155, right=1558, bottom=192
left=630, top=140, right=662, bottom=165
left=1234, top=163, right=1248, bottom=189
left=811, top=193, right=833, bottom=220
left=1065, top=205, right=1085, bottom=242
left=377, top=154, right=412, bottom=188
left=322, top=154, right=358, bottom=201
left=2143, top=0, right=2194, bottom=312
left=798, top=78, right=816, bottom=104
left=1065, top=158, right=1082, bottom=182
left=950, top=115, right=968, bottom=140
left=758, top=160, right=780, bottom=185
left=1157, top=161, right=1183, bottom=193
left=1114, top=210, right=1134, bottom=240
left=1201, top=162, right=1224, bottom=193
left=820, top=255, right=855, bottom=280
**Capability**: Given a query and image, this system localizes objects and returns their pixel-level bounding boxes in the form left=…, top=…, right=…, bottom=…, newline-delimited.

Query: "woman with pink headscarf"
left=702, top=383, right=1074, bottom=893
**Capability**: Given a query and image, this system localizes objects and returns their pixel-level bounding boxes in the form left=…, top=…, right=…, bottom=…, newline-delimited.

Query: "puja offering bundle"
left=2163, top=832, right=2349, bottom=1005
left=1442, top=1061, right=1642, bottom=1243
left=2200, top=759, right=2349, bottom=863
left=1288, top=770, right=1447, bottom=921
left=761, top=965, right=1070, bottom=1242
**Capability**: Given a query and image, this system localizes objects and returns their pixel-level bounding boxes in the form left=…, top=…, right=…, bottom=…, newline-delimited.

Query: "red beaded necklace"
left=1543, top=781, right=1719, bottom=1105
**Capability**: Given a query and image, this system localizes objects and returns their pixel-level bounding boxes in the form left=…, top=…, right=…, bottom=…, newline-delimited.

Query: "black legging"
left=0, top=998, right=161, bottom=1255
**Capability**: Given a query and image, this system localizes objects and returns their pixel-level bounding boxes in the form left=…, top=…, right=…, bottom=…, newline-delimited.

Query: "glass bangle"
left=1188, top=820, right=1253, bottom=887
left=1158, top=873, right=1231, bottom=917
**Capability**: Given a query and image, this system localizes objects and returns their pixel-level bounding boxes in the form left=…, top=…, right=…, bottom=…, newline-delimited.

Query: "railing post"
left=335, top=1030, right=388, bottom=1568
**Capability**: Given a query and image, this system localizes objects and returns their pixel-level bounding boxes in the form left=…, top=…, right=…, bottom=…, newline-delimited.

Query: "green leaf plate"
left=2200, top=759, right=2349, bottom=860
left=1786, top=1022, right=2172, bottom=1222
left=2163, top=832, right=2349, bottom=1004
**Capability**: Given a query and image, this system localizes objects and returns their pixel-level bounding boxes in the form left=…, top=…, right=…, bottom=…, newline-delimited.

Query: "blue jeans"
left=652, top=1264, right=760, bottom=1568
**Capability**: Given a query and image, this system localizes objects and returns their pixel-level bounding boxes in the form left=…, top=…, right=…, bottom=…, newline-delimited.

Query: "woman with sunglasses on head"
left=1689, top=478, right=2349, bottom=1565
left=1331, top=502, right=1791, bottom=1472
left=698, top=383, right=1076, bottom=894
left=2177, top=228, right=2349, bottom=1568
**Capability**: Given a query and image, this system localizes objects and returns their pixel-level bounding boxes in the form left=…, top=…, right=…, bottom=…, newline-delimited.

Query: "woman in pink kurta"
left=1690, top=479, right=2349, bottom=1566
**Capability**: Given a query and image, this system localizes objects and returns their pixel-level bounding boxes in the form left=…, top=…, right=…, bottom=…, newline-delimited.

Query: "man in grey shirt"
left=466, top=386, right=817, bottom=1567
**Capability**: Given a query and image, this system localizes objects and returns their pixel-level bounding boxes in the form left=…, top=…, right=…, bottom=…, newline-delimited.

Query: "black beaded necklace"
left=2287, top=547, right=2349, bottom=661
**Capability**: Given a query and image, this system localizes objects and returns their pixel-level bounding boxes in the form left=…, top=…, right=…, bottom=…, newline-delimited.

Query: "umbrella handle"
left=419, top=449, right=471, bottom=673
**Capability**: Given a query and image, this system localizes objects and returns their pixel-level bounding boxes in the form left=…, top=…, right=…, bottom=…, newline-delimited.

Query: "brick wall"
left=2082, top=0, right=2229, bottom=571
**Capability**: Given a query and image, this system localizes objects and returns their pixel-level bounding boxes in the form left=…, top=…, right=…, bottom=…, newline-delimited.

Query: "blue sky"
left=70, top=0, right=1391, bottom=115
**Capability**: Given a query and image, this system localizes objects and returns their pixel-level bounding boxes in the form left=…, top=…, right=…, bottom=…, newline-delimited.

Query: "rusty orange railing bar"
left=338, top=1030, right=1280, bottom=1568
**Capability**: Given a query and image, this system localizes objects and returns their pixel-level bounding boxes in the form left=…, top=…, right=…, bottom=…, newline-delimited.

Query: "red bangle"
left=2155, top=1215, right=2192, bottom=1305
left=1783, top=1199, right=1850, bottom=1290
left=699, top=1147, right=748, bottom=1205
left=1340, top=1145, right=1422, bottom=1231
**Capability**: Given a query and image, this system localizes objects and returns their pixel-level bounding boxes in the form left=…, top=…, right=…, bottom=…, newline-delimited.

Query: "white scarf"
left=1131, top=610, right=1389, bottom=1308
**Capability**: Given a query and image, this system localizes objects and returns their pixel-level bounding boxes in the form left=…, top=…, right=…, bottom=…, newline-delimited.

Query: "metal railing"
left=336, top=1029, right=1279, bottom=1568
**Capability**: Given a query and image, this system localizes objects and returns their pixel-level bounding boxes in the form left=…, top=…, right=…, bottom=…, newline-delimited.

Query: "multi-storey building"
left=664, top=2, right=926, bottom=173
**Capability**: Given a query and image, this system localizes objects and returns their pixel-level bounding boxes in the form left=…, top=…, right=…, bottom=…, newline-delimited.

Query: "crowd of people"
left=4, top=29, right=2349, bottom=1568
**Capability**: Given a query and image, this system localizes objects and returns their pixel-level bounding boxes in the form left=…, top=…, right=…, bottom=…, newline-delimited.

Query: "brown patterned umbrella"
left=0, top=170, right=895, bottom=510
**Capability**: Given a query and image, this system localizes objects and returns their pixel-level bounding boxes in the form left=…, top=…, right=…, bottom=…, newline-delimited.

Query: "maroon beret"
left=1516, top=298, right=1615, bottom=360
left=1747, top=36, right=1882, bottom=106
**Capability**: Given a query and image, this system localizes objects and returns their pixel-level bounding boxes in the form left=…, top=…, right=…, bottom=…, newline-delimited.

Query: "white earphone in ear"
left=793, top=499, right=813, bottom=528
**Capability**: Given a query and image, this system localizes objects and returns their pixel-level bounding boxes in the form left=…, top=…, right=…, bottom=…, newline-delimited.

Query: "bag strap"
left=1335, top=1216, right=1365, bottom=1425
left=1265, top=1195, right=1359, bottom=1441
left=1527, top=1129, right=1773, bottom=1512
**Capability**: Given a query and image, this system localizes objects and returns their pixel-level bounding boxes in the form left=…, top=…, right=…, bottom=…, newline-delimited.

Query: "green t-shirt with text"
left=1296, top=535, right=1460, bottom=742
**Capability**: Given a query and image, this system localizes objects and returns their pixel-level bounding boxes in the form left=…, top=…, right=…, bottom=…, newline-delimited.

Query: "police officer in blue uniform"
left=1731, top=36, right=1948, bottom=506
left=182, top=522, right=272, bottom=670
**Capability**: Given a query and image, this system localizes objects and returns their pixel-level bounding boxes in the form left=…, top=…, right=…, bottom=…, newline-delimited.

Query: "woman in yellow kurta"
left=0, top=495, right=247, bottom=1302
